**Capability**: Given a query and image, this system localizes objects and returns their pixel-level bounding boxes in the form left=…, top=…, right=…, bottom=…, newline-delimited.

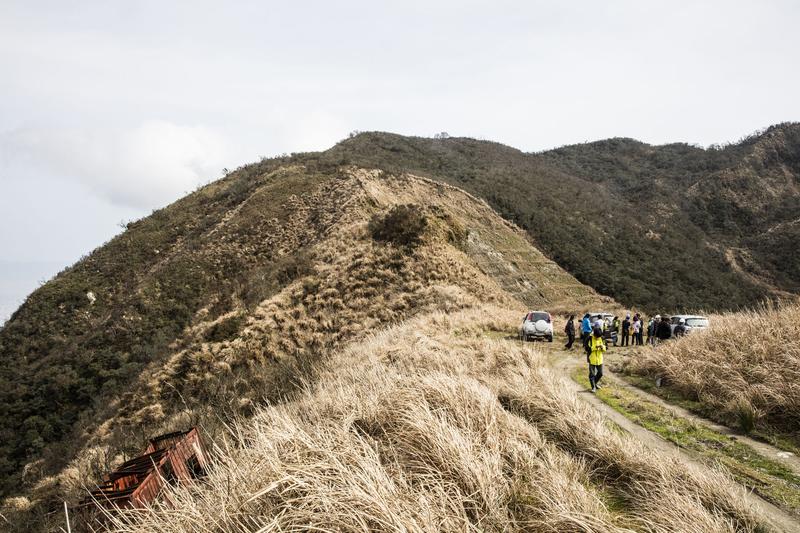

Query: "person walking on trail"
left=656, top=315, right=672, bottom=344
left=581, top=313, right=592, bottom=343
left=621, top=314, right=631, bottom=347
left=612, top=316, right=620, bottom=345
left=586, top=325, right=606, bottom=393
left=565, top=315, right=576, bottom=349
left=673, top=318, right=687, bottom=338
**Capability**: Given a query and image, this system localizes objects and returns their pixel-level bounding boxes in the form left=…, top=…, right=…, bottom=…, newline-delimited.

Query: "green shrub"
left=204, top=314, right=246, bottom=343
left=369, top=204, right=428, bottom=247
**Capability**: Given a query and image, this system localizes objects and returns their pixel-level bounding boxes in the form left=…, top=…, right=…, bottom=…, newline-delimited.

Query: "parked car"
left=519, top=311, right=553, bottom=342
left=587, top=312, right=618, bottom=345
left=670, top=315, right=710, bottom=335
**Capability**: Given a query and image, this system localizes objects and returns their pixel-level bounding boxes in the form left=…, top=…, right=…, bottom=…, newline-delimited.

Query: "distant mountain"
left=323, top=123, right=800, bottom=312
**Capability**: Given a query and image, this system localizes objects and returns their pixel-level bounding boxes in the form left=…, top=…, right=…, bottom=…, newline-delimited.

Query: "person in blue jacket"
left=580, top=313, right=592, bottom=346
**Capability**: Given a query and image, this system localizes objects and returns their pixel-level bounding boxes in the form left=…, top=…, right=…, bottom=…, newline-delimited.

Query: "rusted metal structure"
left=80, top=428, right=208, bottom=510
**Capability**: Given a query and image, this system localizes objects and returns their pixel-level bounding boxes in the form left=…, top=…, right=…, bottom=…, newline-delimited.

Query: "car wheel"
left=546, top=335, right=553, bottom=342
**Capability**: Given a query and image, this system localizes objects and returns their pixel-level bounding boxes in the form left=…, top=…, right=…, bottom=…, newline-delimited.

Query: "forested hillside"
left=323, top=123, right=800, bottom=311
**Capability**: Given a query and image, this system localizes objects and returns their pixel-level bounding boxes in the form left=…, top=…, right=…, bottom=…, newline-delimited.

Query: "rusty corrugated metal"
left=78, top=427, right=208, bottom=513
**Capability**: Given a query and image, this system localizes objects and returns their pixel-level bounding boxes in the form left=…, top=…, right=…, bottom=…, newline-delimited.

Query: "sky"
left=1, top=0, right=799, bottom=322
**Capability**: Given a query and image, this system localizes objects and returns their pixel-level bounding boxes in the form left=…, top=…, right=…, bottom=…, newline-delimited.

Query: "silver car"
left=670, top=315, right=710, bottom=335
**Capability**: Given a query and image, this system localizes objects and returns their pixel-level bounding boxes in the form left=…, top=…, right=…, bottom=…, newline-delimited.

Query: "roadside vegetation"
left=625, top=302, right=800, bottom=448
left=572, top=368, right=800, bottom=519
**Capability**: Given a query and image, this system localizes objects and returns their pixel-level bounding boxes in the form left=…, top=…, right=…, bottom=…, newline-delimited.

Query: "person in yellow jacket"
left=585, top=325, right=606, bottom=393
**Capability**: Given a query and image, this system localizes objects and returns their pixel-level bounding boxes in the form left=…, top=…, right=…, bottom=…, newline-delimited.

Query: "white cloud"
left=283, top=111, right=351, bottom=153
left=1, top=120, right=230, bottom=209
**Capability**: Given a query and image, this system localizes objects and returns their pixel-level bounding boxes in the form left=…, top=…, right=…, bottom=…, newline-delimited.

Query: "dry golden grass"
left=627, top=302, right=800, bottom=434
left=101, top=308, right=768, bottom=533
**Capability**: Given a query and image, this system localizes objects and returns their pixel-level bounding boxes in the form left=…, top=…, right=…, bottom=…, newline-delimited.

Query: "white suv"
left=519, top=311, right=554, bottom=342
left=670, top=315, right=710, bottom=335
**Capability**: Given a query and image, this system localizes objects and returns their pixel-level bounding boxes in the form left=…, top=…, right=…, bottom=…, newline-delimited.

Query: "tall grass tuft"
left=733, top=397, right=762, bottom=434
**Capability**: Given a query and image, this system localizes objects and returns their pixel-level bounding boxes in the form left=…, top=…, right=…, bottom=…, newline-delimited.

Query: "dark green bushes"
left=204, top=313, right=246, bottom=343
left=369, top=204, right=428, bottom=246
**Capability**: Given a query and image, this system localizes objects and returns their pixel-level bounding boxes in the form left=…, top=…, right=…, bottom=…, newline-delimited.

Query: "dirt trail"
left=544, top=345, right=800, bottom=533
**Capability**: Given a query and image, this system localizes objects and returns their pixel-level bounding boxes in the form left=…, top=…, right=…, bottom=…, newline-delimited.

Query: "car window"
left=686, top=318, right=709, bottom=327
left=531, top=312, right=549, bottom=321
left=671, top=317, right=681, bottom=324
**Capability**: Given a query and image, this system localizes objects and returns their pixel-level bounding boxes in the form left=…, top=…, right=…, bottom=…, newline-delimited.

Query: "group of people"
left=616, top=313, right=645, bottom=346
left=640, top=314, right=687, bottom=344
left=563, top=313, right=685, bottom=350
left=561, top=312, right=686, bottom=393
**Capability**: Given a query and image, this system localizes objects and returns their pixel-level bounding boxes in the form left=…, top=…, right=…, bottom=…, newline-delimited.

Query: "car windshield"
left=528, top=312, right=549, bottom=321
left=686, top=318, right=709, bottom=327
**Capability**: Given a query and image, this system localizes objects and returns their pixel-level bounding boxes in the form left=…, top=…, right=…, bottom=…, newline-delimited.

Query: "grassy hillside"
left=321, top=123, right=800, bottom=312
left=0, top=160, right=336, bottom=495
left=0, top=165, right=604, bottom=530
left=103, top=308, right=767, bottom=532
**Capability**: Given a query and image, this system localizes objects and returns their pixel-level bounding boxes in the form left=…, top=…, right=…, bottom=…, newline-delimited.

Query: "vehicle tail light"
left=546, top=313, right=551, bottom=323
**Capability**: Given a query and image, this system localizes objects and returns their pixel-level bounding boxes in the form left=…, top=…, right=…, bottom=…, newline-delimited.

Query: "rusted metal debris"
left=78, top=427, right=208, bottom=511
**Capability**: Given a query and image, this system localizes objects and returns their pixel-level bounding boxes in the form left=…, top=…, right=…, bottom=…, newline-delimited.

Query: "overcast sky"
left=1, top=0, right=799, bottom=322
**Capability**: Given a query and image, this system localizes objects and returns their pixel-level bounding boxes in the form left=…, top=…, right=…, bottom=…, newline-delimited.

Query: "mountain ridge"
left=321, top=122, right=800, bottom=309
